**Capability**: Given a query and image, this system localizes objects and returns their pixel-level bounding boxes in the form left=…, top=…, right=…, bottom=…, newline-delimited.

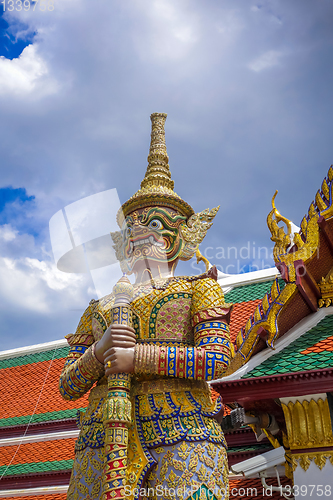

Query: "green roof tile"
left=243, top=315, right=333, bottom=378
left=0, top=408, right=85, bottom=427
left=0, top=459, right=73, bottom=477
left=0, top=346, right=70, bottom=370
left=224, top=279, right=284, bottom=304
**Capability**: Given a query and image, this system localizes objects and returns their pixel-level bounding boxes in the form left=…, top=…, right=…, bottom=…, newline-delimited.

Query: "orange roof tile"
left=0, top=438, right=75, bottom=467
left=301, top=335, right=333, bottom=354
left=0, top=358, right=89, bottom=420
left=229, top=299, right=261, bottom=342
left=223, top=405, right=232, bottom=415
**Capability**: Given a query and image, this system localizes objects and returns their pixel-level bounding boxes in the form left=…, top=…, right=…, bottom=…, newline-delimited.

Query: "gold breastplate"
left=131, top=277, right=193, bottom=345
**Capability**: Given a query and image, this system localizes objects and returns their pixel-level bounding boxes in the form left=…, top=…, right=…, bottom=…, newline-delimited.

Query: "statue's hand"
left=104, top=347, right=135, bottom=375
left=94, top=324, right=136, bottom=363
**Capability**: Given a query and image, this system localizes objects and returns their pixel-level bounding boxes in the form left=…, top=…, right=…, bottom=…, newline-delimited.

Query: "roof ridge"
left=0, top=339, right=68, bottom=361
left=0, top=346, right=70, bottom=370
left=218, top=266, right=279, bottom=292
left=0, top=430, right=79, bottom=448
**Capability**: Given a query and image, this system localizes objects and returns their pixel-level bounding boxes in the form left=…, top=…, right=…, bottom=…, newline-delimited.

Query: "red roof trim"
left=0, top=471, right=71, bottom=491
left=0, top=419, right=78, bottom=440
left=291, top=445, right=333, bottom=454
left=212, top=368, right=333, bottom=403
left=225, top=428, right=269, bottom=447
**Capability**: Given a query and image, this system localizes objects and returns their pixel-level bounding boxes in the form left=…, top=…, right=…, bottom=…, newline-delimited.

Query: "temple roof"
left=242, top=314, right=333, bottom=378
left=224, top=280, right=283, bottom=304
left=0, top=345, right=88, bottom=432
left=0, top=438, right=75, bottom=476
left=224, top=278, right=284, bottom=344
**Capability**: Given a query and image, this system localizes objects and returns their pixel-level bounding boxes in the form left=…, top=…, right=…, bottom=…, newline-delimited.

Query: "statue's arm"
left=134, top=278, right=232, bottom=381
left=59, top=303, right=105, bottom=401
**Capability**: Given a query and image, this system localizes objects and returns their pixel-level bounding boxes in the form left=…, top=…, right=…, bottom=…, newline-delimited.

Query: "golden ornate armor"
left=59, top=113, right=232, bottom=500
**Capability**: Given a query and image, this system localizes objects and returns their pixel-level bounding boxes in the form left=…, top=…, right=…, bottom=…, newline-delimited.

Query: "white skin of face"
left=97, top=207, right=185, bottom=372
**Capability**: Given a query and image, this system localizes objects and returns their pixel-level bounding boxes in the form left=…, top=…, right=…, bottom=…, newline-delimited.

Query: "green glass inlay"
left=0, top=459, right=74, bottom=477
left=0, top=408, right=86, bottom=427
left=224, top=279, right=284, bottom=304
left=0, top=346, right=70, bottom=370
left=243, top=315, right=333, bottom=378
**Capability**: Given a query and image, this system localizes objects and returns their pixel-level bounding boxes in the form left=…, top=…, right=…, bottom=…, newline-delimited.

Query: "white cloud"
left=0, top=0, right=332, bottom=349
left=0, top=224, right=18, bottom=242
left=0, top=254, right=87, bottom=313
left=248, top=50, right=282, bottom=72
left=0, top=44, right=58, bottom=96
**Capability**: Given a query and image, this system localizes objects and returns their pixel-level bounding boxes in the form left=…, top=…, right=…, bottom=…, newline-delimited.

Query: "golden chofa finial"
left=142, top=113, right=174, bottom=191
left=117, top=113, right=194, bottom=225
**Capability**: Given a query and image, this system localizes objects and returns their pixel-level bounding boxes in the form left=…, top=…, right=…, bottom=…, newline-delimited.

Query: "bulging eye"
left=149, top=219, right=163, bottom=230
left=124, top=226, right=132, bottom=238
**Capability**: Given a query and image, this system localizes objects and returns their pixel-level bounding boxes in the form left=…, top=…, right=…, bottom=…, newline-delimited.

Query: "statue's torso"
left=76, top=276, right=226, bottom=452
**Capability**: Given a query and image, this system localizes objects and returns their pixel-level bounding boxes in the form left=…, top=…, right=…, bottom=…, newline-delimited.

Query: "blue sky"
left=0, top=0, right=333, bottom=349
left=0, top=6, right=36, bottom=58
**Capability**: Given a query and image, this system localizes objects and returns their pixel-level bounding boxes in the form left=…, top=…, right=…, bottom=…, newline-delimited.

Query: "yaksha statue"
left=59, top=113, right=233, bottom=500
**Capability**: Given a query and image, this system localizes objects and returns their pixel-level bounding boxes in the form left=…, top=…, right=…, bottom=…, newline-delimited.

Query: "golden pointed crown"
left=117, top=113, right=194, bottom=225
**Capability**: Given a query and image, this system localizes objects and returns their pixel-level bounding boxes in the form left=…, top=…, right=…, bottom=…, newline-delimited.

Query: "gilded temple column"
left=281, top=394, right=333, bottom=498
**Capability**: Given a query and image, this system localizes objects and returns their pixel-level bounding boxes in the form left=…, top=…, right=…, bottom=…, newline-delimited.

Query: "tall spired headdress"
left=114, top=113, right=219, bottom=263
left=117, top=113, right=194, bottom=225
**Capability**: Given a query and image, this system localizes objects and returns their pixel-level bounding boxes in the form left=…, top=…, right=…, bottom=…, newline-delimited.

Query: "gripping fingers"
left=111, top=334, right=136, bottom=348
left=111, top=324, right=136, bottom=341
left=104, top=347, right=135, bottom=375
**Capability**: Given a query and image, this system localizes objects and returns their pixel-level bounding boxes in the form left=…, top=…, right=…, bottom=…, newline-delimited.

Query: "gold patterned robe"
left=59, top=275, right=232, bottom=500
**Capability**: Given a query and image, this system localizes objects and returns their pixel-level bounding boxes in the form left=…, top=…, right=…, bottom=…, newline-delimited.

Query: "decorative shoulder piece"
left=111, top=230, right=130, bottom=274
left=180, top=206, right=220, bottom=261
left=65, top=333, right=94, bottom=347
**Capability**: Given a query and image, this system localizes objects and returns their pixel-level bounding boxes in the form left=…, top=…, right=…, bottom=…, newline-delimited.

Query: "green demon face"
left=121, top=206, right=186, bottom=273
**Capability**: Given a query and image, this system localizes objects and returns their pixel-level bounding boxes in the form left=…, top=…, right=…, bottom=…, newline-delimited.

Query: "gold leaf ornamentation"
left=267, top=191, right=319, bottom=282
left=254, top=305, right=262, bottom=323
left=225, top=279, right=297, bottom=374
left=179, top=207, right=220, bottom=261
left=322, top=178, right=330, bottom=201
left=282, top=397, right=333, bottom=450
left=328, top=166, right=333, bottom=182
left=292, top=452, right=333, bottom=471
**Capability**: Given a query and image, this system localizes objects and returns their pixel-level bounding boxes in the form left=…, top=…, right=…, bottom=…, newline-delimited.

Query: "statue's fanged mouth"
left=128, top=236, right=164, bottom=255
